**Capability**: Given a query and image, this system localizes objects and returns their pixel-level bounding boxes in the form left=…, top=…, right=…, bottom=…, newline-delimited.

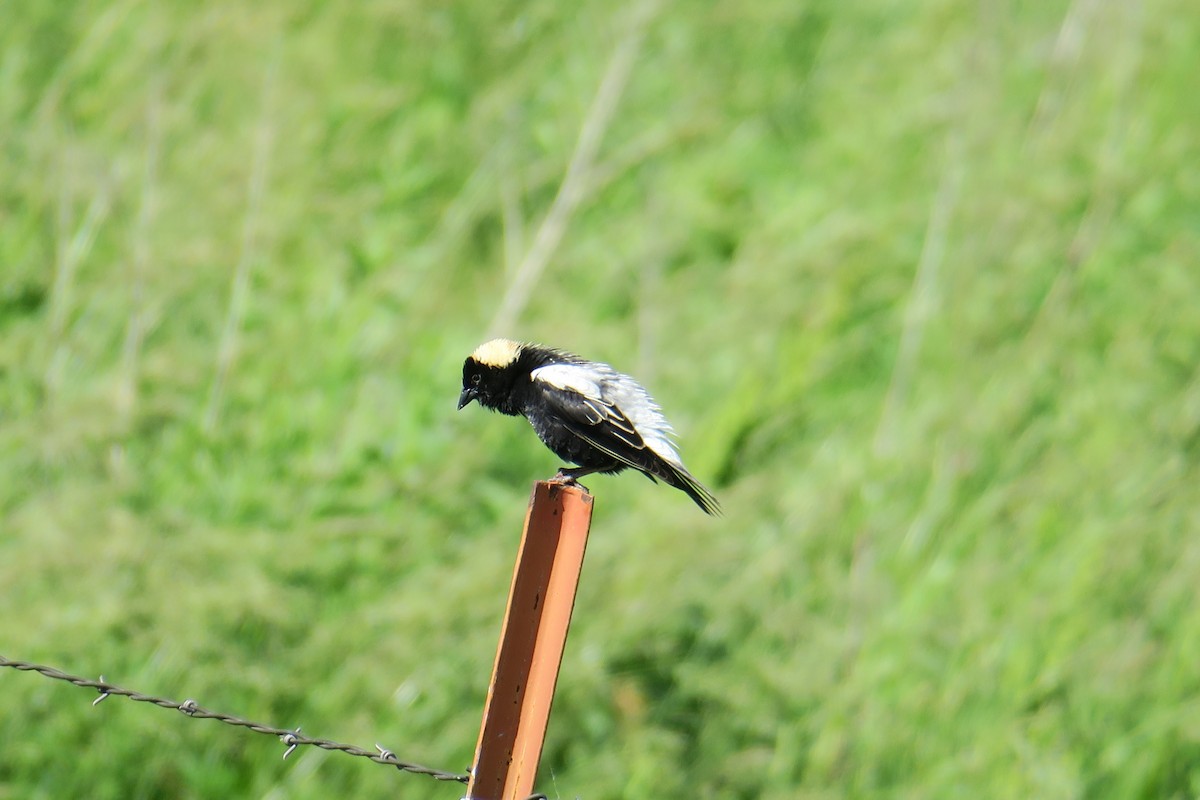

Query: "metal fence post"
left=466, top=481, right=594, bottom=800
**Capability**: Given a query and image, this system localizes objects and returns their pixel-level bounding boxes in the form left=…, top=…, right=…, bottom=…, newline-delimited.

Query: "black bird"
left=458, top=339, right=721, bottom=515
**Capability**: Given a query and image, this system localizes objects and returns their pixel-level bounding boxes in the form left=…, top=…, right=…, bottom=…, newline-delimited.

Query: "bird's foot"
left=549, top=468, right=590, bottom=493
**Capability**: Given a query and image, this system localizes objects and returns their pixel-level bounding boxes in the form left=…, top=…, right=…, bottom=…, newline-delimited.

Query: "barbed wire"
left=0, top=655, right=468, bottom=785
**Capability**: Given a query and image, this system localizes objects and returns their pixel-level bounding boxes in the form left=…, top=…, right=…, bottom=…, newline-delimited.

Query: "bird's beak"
left=457, top=387, right=478, bottom=410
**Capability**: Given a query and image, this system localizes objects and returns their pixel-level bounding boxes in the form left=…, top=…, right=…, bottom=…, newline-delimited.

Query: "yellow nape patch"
left=470, top=338, right=522, bottom=367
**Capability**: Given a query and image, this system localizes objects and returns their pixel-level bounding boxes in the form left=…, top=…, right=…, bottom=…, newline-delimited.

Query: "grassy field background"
left=2, top=1, right=1198, bottom=798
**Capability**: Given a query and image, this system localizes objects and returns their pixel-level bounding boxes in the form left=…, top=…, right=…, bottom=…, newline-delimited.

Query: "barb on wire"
left=92, top=675, right=110, bottom=706
left=280, top=728, right=302, bottom=760
left=0, top=656, right=467, bottom=785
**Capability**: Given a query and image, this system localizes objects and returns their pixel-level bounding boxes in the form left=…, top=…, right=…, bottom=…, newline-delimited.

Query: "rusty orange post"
left=466, top=481, right=594, bottom=800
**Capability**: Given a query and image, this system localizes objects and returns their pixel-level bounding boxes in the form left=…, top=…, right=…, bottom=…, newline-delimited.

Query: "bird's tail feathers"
left=663, top=463, right=721, bottom=516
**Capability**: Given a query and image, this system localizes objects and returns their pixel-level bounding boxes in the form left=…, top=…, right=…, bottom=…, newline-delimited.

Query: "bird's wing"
left=529, top=364, right=658, bottom=471
left=530, top=362, right=722, bottom=515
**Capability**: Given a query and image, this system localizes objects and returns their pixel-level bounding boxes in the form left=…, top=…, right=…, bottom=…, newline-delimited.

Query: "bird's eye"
left=471, top=373, right=482, bottom=386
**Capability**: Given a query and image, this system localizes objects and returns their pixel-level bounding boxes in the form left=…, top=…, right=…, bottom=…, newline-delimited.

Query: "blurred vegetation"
left=2, top=0, right=1198, bottom=798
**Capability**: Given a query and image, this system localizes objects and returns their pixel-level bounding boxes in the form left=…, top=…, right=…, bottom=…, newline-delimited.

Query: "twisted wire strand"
left=0, top=655, right=468, bottom=784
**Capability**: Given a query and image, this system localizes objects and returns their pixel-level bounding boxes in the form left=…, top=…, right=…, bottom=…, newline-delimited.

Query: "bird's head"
left=459, top=338, right=524, bottom=412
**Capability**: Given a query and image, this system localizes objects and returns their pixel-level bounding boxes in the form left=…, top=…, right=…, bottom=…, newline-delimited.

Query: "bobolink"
left=458, top=338, right=720, bottom=515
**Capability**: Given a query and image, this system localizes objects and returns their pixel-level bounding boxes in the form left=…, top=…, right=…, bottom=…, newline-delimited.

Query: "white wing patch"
left=530, top=363, right=603, bottom=398
left=530, top=362, right=684, bottom=465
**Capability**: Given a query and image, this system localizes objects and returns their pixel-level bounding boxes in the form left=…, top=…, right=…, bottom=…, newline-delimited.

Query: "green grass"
left=2, top=0, right=1199, bottom=798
